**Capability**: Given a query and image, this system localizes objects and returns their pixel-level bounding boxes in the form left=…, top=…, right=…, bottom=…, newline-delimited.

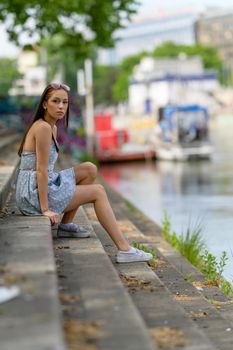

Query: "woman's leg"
left=74, top=162, right=97, bottom=185
left=62, top=184, right=131, bottom=251
left=61, top=162, right=97, bottom=223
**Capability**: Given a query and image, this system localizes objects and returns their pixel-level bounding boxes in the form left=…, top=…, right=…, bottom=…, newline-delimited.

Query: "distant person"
left=16, top=83, right=152, bottom=263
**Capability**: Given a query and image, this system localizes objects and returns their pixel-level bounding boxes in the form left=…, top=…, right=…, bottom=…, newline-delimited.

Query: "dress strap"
left=52, top=133, right=59, bottom=153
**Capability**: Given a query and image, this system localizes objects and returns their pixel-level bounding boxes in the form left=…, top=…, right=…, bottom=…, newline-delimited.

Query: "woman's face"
left=44, top=89, right=69, bottom=121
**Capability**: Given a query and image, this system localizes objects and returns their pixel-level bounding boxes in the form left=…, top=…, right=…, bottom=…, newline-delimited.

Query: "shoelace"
left=135, top=248, right=147, bottom=256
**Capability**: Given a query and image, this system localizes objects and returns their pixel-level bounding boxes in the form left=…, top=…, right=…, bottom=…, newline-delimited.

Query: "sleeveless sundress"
left=16, top=139, right=76, bottom=215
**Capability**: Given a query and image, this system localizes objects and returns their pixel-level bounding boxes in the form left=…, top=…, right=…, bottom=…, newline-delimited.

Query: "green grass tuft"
left=161, top=212, right=233, bottom=297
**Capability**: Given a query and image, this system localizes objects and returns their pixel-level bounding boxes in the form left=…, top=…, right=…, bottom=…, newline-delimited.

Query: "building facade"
left=10, top=51, right=46, bottom=96
left=196, top=8, right=233, bottom=71
left=98, top=10, right=199, bottom=65
left=128, top=57, right=219, bottom=115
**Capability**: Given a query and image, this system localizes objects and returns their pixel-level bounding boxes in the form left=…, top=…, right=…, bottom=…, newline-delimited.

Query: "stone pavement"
left=1, top=131, right=233, bottom=349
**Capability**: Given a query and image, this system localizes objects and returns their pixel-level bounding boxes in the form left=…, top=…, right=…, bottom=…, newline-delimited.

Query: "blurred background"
left=1, top=0, right=233, bottom=280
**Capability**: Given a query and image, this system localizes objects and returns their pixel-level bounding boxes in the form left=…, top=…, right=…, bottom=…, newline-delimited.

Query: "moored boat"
left=94, top=113, right=155, bottom=162
left=155, top=104, right=213, bottom=161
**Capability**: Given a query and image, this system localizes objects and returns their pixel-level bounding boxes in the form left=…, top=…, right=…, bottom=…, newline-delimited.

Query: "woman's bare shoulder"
left=33, top=120, right=52, bottom=137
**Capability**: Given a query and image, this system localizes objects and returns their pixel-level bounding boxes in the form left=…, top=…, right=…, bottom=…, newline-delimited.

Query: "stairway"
left=1, top=144, right=233, bottom=349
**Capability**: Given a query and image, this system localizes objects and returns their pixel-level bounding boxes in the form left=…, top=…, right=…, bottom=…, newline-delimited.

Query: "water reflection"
left=157, top=161, right=213, bottom=195
left=100, top=115, right=233, bottom=281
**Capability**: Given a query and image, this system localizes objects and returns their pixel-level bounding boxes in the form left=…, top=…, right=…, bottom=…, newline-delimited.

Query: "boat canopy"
left=158, top=104, right=209, bottom=143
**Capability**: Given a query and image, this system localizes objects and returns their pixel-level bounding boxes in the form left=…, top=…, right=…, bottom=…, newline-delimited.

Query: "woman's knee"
left=94, top=184, right=106, bottom=198
left=65, top=184, right=106, bottom=211
left=85, top=162, right=98, bottom=181
left=74, top=161, right=97, bottom=183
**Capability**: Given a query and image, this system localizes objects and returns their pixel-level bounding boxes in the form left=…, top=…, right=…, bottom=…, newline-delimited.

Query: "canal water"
left=100, top=114, right=233, bottom=281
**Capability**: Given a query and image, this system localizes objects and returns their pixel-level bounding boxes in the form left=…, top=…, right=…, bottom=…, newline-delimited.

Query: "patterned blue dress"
left=16, top=139, right=76, bottom=215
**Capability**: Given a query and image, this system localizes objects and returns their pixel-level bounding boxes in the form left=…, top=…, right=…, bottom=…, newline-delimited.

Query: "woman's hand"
left=43, top=210, right=60, bottom=225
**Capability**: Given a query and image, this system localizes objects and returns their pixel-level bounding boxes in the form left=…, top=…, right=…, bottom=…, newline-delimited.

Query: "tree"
left=112, top=51, right=148, bottom=102
left=36, top=36, right=86, bottom=91
left=94, top=65, right=120, bottom=106
left=0, top=58, right=20, bottom=97
left=0, top=0, right=138, bottom=58
left=152, top=41, right=224, bottom=82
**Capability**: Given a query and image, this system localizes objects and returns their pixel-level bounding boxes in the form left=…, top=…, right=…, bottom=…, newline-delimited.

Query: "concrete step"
left=9, top=147, right=231, bottom=350
left=53, top=207, right=156, bottom=350
left=0, top=151, right=157, bottom=350
left=113, top=195, right=233, bottom=329
left=88, top=181, right=233, bottom=350
left=0, top=130, right=21, bottom=152
left=0, top=194, right=66, bottom=350
left=0, top=127, right=19, bottom=137
left=0, top=141, right=20, bottom=210
left=86, top=209, right=217, bottom=350
left=149, top=237, right=233, bottom=315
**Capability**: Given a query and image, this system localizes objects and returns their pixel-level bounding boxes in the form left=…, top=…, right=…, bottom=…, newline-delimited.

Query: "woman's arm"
left=35, top=123, right=51, bottom=213
left=35, top=123, right=59, bottom=225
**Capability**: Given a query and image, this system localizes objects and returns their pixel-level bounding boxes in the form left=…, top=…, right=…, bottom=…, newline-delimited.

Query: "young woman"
left=16, top=83, right=152, bottom=263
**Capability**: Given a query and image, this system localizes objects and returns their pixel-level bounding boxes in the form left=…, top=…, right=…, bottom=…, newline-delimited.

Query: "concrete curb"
left=0, top=211, right=66, bottom=350
left=0, top=133, right=21, bottom=152
left=54, top=207, right=156, bottom=350
left=0, top=135, right=21, bottom=211
left=0, top=158, right=19, bottom=211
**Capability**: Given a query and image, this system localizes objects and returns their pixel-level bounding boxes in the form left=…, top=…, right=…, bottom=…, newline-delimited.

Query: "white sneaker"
left=57, top=223, right=90, bottom=238
left=116, top=247, right=153, bottom=263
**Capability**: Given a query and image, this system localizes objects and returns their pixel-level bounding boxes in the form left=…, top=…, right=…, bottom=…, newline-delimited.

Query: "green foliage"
left=112, top=51, right=148, bottom=101
left=125, top=200, right=138, bottom=213
left=112, top=70, right=131, bottom=101
left=184, top=274, right=195, bottom=283
left=0, top=0, right=139, bottom=56
left=133, top=242, right=156, bottom=256
left=113, top=41, right=226, bottom=101
left=37, top=35, right=90, bottom=90
left=200, top=250, right=233, bottom=296
left=200, top=250, right=227, bottom=282
left=162, top=212, right=205, bottom=267
left=177, top=222, right=205, bottom=268
left=220, top=280, right=233, bottom=297
left=161, top=211, right=171, bottom=241
left=161, top=211, right=180, bottom=248
left=94, top=65, right=120, bottom=106
left=72, top=148, right=99, bottom=166
left=133, top=242, right=157, bottom=266
left=0, top=58, right=21, bottom=97
left=161, top=212, right=233, bottom=297
left=153, top=41, right=224, bottom=83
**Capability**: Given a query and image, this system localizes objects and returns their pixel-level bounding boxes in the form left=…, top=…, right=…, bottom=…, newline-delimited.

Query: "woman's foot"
left=57, top=223, right=90, bottom=238
left=116, top=247, right=153, bottom=263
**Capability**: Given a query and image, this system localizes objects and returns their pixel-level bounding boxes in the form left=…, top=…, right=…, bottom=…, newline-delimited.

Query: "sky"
left=137, top=0, right=233, bottom=16
left=0, top=0, right=233, bottom=58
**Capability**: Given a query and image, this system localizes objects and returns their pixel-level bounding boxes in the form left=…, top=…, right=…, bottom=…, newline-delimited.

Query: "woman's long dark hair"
left=18, top=84, right=70, bottom=156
